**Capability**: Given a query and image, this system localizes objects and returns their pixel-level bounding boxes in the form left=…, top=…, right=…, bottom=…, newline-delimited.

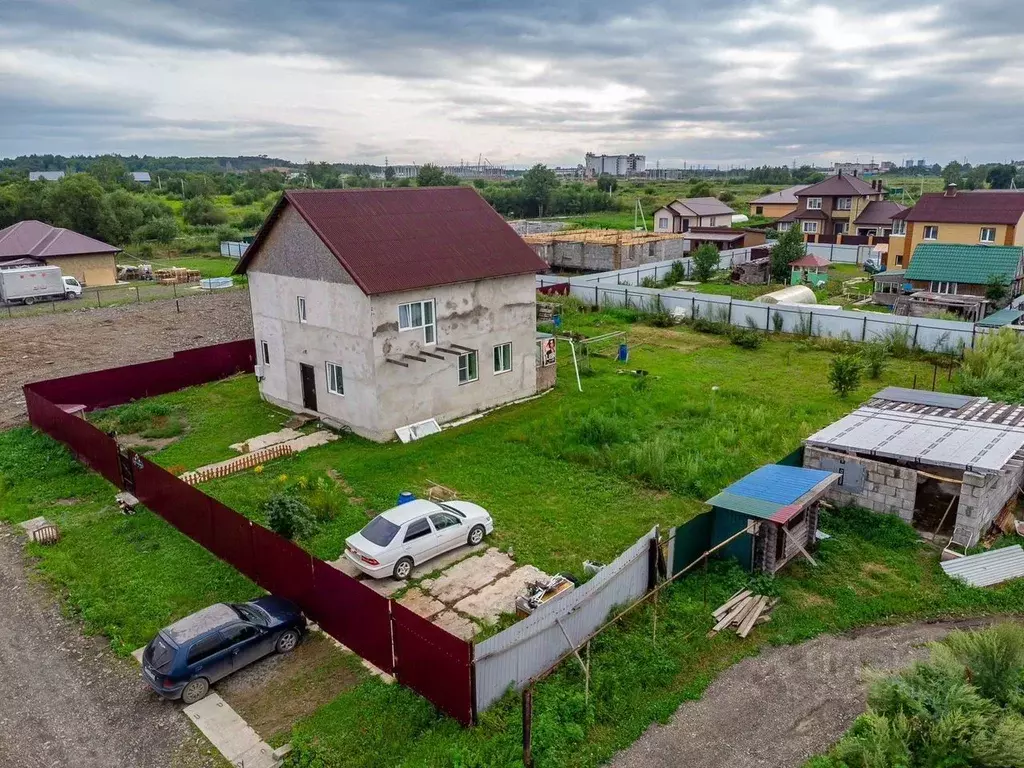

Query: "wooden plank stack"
left=707, top=590, right=779, bottom=639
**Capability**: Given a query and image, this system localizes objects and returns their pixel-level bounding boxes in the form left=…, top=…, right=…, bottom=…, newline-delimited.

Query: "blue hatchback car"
left=142, top=596, right=306, bottom=704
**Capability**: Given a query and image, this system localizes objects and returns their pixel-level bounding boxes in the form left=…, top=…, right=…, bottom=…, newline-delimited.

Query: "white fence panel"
left=473, top=528, right=656, bottom=714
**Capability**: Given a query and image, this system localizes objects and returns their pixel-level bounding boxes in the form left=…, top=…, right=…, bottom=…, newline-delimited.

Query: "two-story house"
left=234, top=187, right=552, bottom=442
left=652, top=197, right=735, bottom=233
left=775, top=172, right=888, bottom=237
left=887, top=186, right=1024, bottom=268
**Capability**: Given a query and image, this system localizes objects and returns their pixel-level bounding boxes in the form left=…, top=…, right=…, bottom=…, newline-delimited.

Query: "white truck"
left=0, top=265, right=83, bottom=305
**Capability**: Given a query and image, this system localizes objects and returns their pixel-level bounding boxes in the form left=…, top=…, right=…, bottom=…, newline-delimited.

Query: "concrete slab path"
left=184, top=693, right=277, bottom=768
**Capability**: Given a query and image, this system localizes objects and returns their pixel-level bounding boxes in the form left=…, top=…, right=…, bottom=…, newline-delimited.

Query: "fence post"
left=862, top=316, right=867, bottom=342
left=624, top=288, right=629, bottom=308
left=96, top=290, right=101, bottom=308
left=971, top=325, right=976, bottom=348
left=136, top=286, right=141, bottom=304
left=522, top=686, right=534, bottom=768
left=728, top=297, right=734, bottom=325
left=912, top=323, right=919, bottom=349
left=173, top=282, right=178, bottom=298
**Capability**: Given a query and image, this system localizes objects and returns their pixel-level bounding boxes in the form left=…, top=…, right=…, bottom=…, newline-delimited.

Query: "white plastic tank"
left=755, top=285, right=817, bottom=305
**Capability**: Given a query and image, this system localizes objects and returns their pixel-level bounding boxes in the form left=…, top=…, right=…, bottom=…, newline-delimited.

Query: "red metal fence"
left=22, top=340, right=474, bottom=725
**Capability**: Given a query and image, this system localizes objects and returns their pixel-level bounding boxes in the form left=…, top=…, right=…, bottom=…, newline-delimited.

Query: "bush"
left=573, top=411, right=632, bottom=448
left=265, top=494, right=316, bottom=540
left=182, top=196, right=227, bottom=226
left=729, top=328, right=763, bottom=350
left=717, top=190, right=735, bottom=203
left=692, top=243, right=720, bottom=283
left=644, top=296, right=674, bottom=328
left=955, top=327, right=1024, bottom=402
left=861, top=341, right=888, bottom=379
left=133, top=216, right=178, bottom=243
left=828, top=353, right=862, bottom=398
left=240, top=210, right=265, bottom=230
left=306, top=476, right=343, bottom=522
left=771, top=310, right=785, bottom=333
left=663, top=261, right=687, bottom=286
left=876, top=324, right=913, bottom=357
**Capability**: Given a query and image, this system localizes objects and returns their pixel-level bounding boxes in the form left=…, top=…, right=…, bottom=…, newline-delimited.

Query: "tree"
left=942, top=160, right=963, bottom=187
left=692, top=243, right=720, bottom=282
left=718, top=190, right=735, bottom=203
left=134, top=216, right=179, bottom=243
left=416, top=163, right=446, bottom=187
left=987, top=164, right=1016, bottom=189
left=384, top=165, right=396, bottom=182
left=264, top=495, right=316, bottom=541
left=985, top=274, right=1010, bottom=306
left=44, top=174, right=107, bottom=239
left=596, top=173, right=617, bottom=193
left=88, top=155, right=129, bottom=189
left=828, top=354, right=862, bottom=398
left=521, top=164, right=558, bottom=218
left=182, top=196, right=227, bottom=226
left=770, top=224, right=806, bottom=282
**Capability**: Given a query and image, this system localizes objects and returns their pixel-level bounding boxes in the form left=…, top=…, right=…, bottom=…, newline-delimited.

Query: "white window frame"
left=398, top=299, right=436, bottom=345
left=261, top=340, right=270, bottom=366
left=806, top=197, right=822, bottom=210
left=325, top=362, right=344, bottom=396
left=923, top=225, right=939, bottom=240
left=777, top=222, right=791, bottom=232
left=836, top=197, right=852, bottom=211
left=458, top=350, right=478, bottom=384
left=980, top=227, right=996, bottom=244
left=802, top=221, right=818, bottom=234
left=929, top=281, right=958, bottom=295
left=658, top=217, right=669, bottom=229
left=297, top=296, right=307, bottom=323
left=492, top=342, right=512, bottom=375
left=892, top=219, right=906, bottom=236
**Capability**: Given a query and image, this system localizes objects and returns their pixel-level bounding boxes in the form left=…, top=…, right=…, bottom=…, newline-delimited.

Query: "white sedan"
left=344, top=499, right=494, bottom=579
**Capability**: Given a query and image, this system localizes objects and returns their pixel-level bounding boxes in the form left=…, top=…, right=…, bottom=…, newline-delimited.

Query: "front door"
left=300, top=363, right=318, bottom=411
left=833, top=222, right=847, bottom=235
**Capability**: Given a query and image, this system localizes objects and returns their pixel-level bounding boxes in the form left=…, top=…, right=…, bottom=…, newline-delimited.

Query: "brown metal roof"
left=235, top=187, right=549, bottom=295
left=750, top=184, right=810, bottom=205
left=854, top=200, right=907, bottom=226
left=797, top=174, right=880, bottom=198
left=0, top=220, right=120, bottom=262
left=777, top=208, right=828, bottom=222
left=789, top=254, right=832, bottom=268
left=667, top=197, right=735, bottom=217
left=902, top=190, right=1024, bottom=225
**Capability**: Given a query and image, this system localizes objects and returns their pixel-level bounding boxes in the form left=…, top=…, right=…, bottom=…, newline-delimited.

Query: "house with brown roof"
left=0, top=220, right=120, bottom=286
left=775, top=172, right=888, bottom=238
left=234, top=187, right=552, bottom=441
left=749, top=184, right=809, bottom=218
left=652, top=197, right=735, bottom=233
left=887, top=186, right=1024, bottom=268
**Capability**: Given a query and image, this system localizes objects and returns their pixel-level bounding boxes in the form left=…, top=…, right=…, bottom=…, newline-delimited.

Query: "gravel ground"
left=0, top=291, right=252, bottom=430
left=609, top=619, right=999, bottom=768
left=0, top=529, right=222, bottom=768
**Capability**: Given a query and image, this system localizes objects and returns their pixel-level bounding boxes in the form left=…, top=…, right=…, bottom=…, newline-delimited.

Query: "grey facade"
left=247, top=206, right=544, bottom=441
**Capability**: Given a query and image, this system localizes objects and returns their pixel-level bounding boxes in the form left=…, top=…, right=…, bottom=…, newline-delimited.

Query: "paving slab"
left=230, top=428, right=303, bottom=453
left=453, top=565, right=549, bottom=624
left=18, top=516, right=49, bottom=534
left=397, top=588, right=446, bottom=619
left=283, top=430, right=338, bottom=452
left=427, top=548, right=516, bottom=604
left=432, top=610, right=480, bottom=640
left=184, top=692, right=276, bottom=768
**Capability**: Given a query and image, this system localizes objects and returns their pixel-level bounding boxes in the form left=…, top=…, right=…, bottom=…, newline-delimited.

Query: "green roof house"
left=904, top=243, right=1023, bottom=299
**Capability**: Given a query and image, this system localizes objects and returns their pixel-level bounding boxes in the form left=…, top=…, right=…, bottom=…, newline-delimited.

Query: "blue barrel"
left=617, top=343, right=629, bottom=362
left=553, top=315, right=562, bottom=329
left=397, top=491, right=415, bottom=506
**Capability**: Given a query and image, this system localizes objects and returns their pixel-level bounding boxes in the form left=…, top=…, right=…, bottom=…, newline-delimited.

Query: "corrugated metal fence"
left=474, top=527, right=657, bottom=713
left=22, top=340, right=474, bottom=725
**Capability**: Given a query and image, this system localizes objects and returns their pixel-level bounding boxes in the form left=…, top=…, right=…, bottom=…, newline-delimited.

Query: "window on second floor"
left=923, top=225, right=939, bottom=240
left=297, top=296, right=307, bottom=323
left=806, top=197, right=822, bottom=210
left=980, top=227, right=997, bottom=244
left=398, top=299, right=436, bottom=345
left=836, top=197, right=852, bottom=211
left=892, top=219, right=906, bottom=236
left=261, top=340, right=270, bottom=366
left=802, top=221, right=818, bottom=234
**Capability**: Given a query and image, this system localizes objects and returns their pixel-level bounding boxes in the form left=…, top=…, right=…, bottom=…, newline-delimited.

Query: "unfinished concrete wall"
left=804, top=446, right=917, bottom=522
left=957, top=454, right=1024, bottom=545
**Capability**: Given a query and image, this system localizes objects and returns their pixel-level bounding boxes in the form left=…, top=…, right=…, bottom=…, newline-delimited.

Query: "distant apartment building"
left=585, top=153, right=646, bottom=177
left=830, top=162, right=880, bottom=176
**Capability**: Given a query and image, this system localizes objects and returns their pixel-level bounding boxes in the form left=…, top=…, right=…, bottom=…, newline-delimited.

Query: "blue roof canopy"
left=724, top=464, right=835, bottom=505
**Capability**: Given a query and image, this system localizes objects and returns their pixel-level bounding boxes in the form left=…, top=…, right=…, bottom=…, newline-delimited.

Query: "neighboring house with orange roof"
left=749, top=184, right=808, bottom=218
left=0, top=220, right=120, bottom=286
left=887, top=185, right=1024, bottom=268
left=775, top=172, right=887, bottom=237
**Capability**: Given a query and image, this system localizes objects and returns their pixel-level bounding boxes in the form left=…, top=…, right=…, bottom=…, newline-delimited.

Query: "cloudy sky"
left=1, top=0, right=1021, bottom=168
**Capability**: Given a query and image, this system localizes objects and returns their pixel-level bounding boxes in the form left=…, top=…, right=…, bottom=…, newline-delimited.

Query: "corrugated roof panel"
left=940, top=546, right=1024, bottom=587
left=904, top=243, right=1022, bottom=285
left=725, top=464, right=835, bottom=505
left=872, top=387, right=975, bottom=409
left=705, top=491, right=783, bottom=520
left=977, top=308, right=1024, bottom=328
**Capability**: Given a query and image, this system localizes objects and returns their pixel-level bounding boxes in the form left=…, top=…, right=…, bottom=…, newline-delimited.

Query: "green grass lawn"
left=4, top=309, right=1015, bottom=768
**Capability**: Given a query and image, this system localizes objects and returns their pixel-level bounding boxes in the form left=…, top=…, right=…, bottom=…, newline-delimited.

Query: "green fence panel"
left=669, top=512, right=713, bottom=576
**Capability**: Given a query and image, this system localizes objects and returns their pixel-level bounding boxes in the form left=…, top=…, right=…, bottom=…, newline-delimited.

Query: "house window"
left=261, top=340, right=270, bottom=366
left=777, top=222, right=791, bottom=232
left=658, top=217, right=668, bottom=229
left=895, top=253, right=903, bottom=266
left=458, top=351, right=478, bottom=384
left=930, top=281, right=958, bottom=295
left=493, top=343, right=512, bottom=374
left=980, top=227, right=996, bottom=243
left=806, top=197, right=822, bottom=210
left=325, top=362, right=344, bottom=396
left=836, top=197, right=852, bottom=211
left=398, top=300, right=436, bottom=345
left=755, top=206, right=764, bottom=216
left=297, top=296, right=307, bottom=323
left=923, top=225, right=939, bottom=240
left=802, top=221, right=818, bottom=234
left=892, top=219, right=906, bottom=236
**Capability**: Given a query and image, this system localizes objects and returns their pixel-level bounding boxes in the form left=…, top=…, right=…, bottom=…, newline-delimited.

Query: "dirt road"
left=609, top=619, right=998, bottom=768
left=0, top=530, right=220, bottom=768
left=0, top=291, right=252, bottom=429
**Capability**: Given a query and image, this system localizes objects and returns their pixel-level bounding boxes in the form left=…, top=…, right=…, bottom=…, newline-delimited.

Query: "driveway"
left=609, top=619, right=999, bottom=768
left=0, top=530, right=220, bottom=768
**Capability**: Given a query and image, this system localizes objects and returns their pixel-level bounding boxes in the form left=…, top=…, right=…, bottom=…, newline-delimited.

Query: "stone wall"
left=804, top=446, right=918, bottom=522
left=956, top=453, right=1024, bottom=546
